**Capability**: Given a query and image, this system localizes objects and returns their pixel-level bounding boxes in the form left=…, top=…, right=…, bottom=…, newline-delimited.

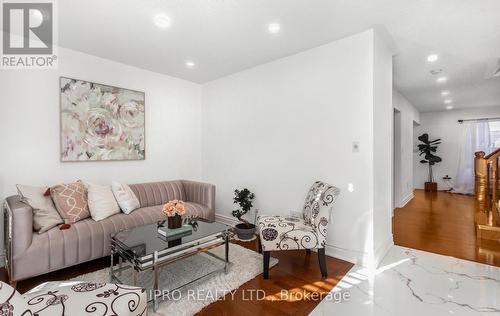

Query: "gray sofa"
left=3, top=180, right=215, bottom=284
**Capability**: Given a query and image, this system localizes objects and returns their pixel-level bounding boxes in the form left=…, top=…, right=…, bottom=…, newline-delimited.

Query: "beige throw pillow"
left=111, top=181, right=140, bottom=214
left=50, top=181, right=90, bottom=224
left=16, top=184, right=63, bottom=233
left=86, top=183, right=121, bottom=221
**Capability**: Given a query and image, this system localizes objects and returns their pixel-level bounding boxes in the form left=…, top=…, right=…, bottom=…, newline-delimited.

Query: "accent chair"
left=257, top=181, right=340, bottom=279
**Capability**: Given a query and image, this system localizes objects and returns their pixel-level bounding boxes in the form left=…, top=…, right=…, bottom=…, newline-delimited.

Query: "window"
left=489, top=121, right=500, bottom=149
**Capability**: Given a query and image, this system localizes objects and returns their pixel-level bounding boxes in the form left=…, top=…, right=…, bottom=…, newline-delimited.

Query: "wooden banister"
left=475, top=151, right=487, bottom=202
left=475, top=149, right=500, bottom=240
left=484, top=147, right=500, bottom=160
left=475, top=149, right=500, bottom=210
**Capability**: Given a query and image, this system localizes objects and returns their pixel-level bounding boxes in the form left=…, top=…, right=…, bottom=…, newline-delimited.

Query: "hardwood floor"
left=197, top=240, right=352, bottom=315
left=0, top=239, right=353, bottom=315
left=393, top=189, right=500, bottom=267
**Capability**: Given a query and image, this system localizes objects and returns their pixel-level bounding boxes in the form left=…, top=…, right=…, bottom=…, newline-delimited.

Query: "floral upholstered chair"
left=0, top=281, right=147, bottom=316
left=258, top=181, right=340, bottom=279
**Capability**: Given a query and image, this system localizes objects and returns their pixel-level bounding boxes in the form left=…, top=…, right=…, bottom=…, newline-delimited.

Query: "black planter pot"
left=168, top=214, right=182, bottom=229
left=234, top=223, right=256, bottom=240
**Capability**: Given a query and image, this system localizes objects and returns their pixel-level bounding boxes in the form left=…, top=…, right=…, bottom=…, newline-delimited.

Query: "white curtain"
left=455, top=121, right=491, bottom=194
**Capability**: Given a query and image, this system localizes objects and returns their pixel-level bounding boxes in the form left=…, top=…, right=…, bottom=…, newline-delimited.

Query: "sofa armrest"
left=182, top=180, right=215, bottom=218
left=4, top=196, right=33, bottom=260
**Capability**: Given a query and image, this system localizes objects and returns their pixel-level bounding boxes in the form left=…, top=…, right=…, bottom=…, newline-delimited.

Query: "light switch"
left=347, top=183, right=354, bottom=192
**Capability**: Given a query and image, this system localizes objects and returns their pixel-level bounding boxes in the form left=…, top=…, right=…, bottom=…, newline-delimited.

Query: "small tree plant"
left=231, top=188, right=255, bottom=228
left=417, top=133, right=442, bottom=183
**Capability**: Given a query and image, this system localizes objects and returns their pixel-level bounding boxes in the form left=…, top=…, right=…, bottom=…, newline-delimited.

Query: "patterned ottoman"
left=0, top=281, right=147, bottom=315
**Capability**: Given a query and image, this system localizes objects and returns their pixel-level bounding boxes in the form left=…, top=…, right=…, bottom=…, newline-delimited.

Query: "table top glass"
left=112, top=219, right=229, bottom=260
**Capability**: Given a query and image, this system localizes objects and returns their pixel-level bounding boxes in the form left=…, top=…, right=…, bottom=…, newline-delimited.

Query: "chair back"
left=302, top=181, right=340, bottom=229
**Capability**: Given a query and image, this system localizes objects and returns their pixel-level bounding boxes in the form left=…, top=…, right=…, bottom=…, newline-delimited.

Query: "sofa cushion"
left=18, top=206, right=166, bottom=281
left=129, top=181, right=186, bottom=208
left=16, top=184, right=63, bottom=233
left=50, top=181, right=90, bottom=224
left=111, top=181, right=140, bottom=214
left=86, top=183, right=121, bottom=221
left=184, top=202, right=213, bottom=220
left=16, top=201, right=213, bottom=281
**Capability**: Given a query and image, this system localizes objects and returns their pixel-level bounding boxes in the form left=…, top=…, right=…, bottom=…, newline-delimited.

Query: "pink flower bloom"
left=163, top=200, right=186, bottom=217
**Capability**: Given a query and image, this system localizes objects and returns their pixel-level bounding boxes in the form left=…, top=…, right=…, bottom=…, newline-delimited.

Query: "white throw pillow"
left=16, top=184, right=63, bottom=233
left=86, top=183, right=120, bottom=221
left=111, top=181, right=140, bottom=214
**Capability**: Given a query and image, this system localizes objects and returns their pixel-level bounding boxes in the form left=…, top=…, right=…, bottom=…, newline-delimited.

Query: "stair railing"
left=474, top=148, right=500, bottom=211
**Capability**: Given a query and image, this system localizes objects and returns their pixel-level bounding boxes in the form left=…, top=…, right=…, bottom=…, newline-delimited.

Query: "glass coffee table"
left=110, top=219, right=230, bottom=311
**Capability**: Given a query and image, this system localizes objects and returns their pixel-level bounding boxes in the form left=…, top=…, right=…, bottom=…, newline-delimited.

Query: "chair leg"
left=318, top=248, right=327, bottom=277
left=263, top=251, right=270, bottom=279
left=258, top=237, right=263, bottom=254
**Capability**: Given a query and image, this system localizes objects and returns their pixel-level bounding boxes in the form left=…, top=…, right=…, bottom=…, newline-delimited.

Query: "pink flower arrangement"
left=163, top=200, right=186, bottom=217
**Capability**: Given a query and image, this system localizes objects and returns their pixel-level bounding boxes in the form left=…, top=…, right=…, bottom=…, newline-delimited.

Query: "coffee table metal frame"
left=110, top=225, right=230, bottom=311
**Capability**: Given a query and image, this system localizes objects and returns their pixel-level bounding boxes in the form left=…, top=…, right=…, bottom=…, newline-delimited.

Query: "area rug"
left=70, top=243, right=278, bottom=316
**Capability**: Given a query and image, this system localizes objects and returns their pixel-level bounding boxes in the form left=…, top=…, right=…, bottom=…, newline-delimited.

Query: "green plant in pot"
left=417, top=133, right=442, bottom=192
left=232, top=188, right=256, bottom=240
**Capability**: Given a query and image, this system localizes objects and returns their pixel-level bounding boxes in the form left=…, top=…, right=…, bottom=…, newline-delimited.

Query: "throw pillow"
left=16, top=184, right=63, bottom=233
left=111, top=181, right=140, bottom=214
left=86, top=183, right=121, bottom=221
left=50, top=181, right=90, bottom=224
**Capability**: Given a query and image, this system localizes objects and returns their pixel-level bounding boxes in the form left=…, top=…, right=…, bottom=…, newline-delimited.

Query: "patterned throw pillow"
left=50, top=181, right=90, bottom=224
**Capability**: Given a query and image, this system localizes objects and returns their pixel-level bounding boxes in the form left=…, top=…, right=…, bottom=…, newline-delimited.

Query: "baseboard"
left=398, top=192, right=414, bottom=208
left=374, top=236, right=394, bottom=267
left=324, top=244, right=370, bottom=266
left=215, top=213, right=239, bottom=226
left=324, top=236, right=394, bottom=268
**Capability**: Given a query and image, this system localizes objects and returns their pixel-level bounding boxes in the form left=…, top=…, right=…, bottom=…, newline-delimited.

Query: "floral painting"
left=60, top=77, right=145, bottom=161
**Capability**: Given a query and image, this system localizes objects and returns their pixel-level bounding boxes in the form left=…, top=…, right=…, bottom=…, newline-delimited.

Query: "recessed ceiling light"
left=444, top=99, right=453, bottom=104
left=185, top=60, right=195, bottom=68
left=436, top=76, right=447, bottom=83
left=427, top=54, right=439, bottom=62
left=446, top=105, right=454, bottom=110
left=154, top=13, right=171, bottom=28
left=441, top=90, right=450, bottom=96
left=268, top=23, right=281, bottom=34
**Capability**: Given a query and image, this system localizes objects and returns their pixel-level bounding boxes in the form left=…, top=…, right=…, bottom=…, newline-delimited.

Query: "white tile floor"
left=311, top=246, right=500, bottom=315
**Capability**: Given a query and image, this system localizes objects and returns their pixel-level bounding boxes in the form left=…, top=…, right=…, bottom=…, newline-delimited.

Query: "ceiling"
left=58, top=0, right=500, bottom=112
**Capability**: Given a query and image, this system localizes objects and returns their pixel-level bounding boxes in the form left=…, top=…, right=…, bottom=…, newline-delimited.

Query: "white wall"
left=414, top=106, right=500, bottom=190
left=393, top=89, right=420, bottom=206
left=202, top=29, right=394, bottom=266
left=0, top=48, right=203, bottom=264
left=0, top=47, right=203, bottom=199
left=0, top=30, right=394, bottom=268
left=372, top=31, right=394, bottom=264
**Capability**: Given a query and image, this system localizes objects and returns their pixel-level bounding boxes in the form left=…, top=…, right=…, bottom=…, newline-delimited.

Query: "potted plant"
left=232, top=188, right=256, bottom=240
left=417, top=133, right=442, bottom=192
